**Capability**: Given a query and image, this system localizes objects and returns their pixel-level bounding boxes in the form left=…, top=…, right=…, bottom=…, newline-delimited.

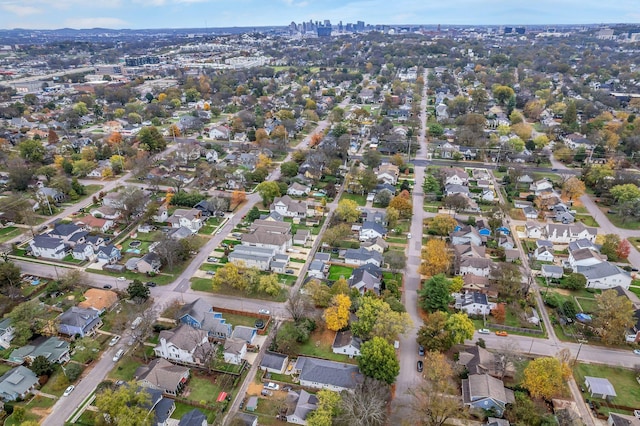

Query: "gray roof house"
left=0, top=366, right=39, bottom=401
left=178, top=409, right=208, bottom=426
left=294, top=356, right=362, bottom=391
left=577, top=262, right=632, bottom=290
left=135, top=358, right=190, bottom=396
left=344, top=247, right=383, bottom=267
left=260, top=352, right=289, bottom=374
left=286, top=390, right=319, bottom=424
left=585, top=376, right=617, bottom=400
left=348, top=268, right=381, bottom=295
left=231, top=326, right=257, bottom=344
left=58, top=307, right=102, bottom=337
left=359, top=221, right=387, bottom=241
left=9, top=336, right=70, bottom=364
left=462, top=374, right=515, bottom=417
left=541, top=265, right=564, bottom=279
left=332, top=330, right=362, bottom=358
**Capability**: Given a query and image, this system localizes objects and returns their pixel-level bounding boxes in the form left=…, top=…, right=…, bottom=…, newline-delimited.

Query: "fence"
left=487, top=323, right=544, bottom=335
left=212, top=306, right=271, bottom=335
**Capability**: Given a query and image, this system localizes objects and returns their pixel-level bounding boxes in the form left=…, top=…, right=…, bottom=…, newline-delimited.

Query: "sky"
left=0, top=0, right=640, bottom=30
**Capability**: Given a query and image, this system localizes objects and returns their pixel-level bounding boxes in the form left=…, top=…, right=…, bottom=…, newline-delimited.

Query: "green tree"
left=18, top=139, right=45, bottom=163
left=416, top=311, right=452, bottom=352
left=246, top=206, right=261, bottom=222
left=307, top=389, right=341, bottom=426
left=563, top=101, right=578, bottom=130
left=127, top=279, right=150, bottom=303
left=593, top=289, right=635, bottom=345
left=352, top=296, right=412, bottom=342
left=280, top=161, right=299, bottom=177
left=418, top=274, right=453, bottom=312
left=137, top=126, right=166, bottom=153
left=257, top=274, right=281, bottom=296
left=72, top=159, right=96, bottom=177
left=422, top=174, right=440, bottom=193
left=73, top=101, right=89, bottom=116
left=255, top=181, right=281, bottom=207
left=445, top=312, right=475, bottom=345
left=336, top=199, right=360, bottom=222
left=562, top=273, right=586, bottom=290
left=7, top=301, right=47, bottom=346
left=610, top=183, right=640, bottom=204
left=373, top=189, right=393, bottom=207
left=94, top=382, right=152, bottom=426
left=493, top=85, right=515, bottom=104
left=64, top=362, right=83, bottom=381
left=362, top=150, right=382, bottom=168
left=358, top=337, right=400, bottom=384
left=0, top=261, right=21, bottom=297
left=30, top=355, right=53, bottom=376
left=490, top=262, right=523, bottom=300
left=212, top=262, right=246, bottom=291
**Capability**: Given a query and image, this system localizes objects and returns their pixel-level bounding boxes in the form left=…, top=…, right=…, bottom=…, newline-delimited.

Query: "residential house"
left=577, top=262, right=632, bottom=290
left=260, top=352, right=289, bottom=374
left=530, top=179, right=554, bottom=195
left=294, top=357, right=362, bottom=391
left=451, top=226, right=483, bottom=247
left=308, top=258, right=327, bottom=279
left=75, top=216, right=113, bottom=233
left=177, top=298, right=232, bottom=339
left=153, top=206, right=169, bottom=223
left=287, top=182, right=311, bottom=197
left=137, top=252, right=162, bottom=274
left=231, top=326, right=257, bottom=345
left=286, top=390, right=319, bottom=425
left=78, top=288, right=118, bottom=314
left=457, top=346, right=514, bottom=378
left=229, top=245, right=277, bottom=270
left=167, top=209, right=203, bottom=233
left=462, top=374, right=515, bottom=417
left=442, top=167, right=469, bottom=186
left=459, top=257, right=492, bottom=277
left=608, top=413, right=640, bottom=426
left=223, top=338, right=247, bottom=365
left=455, top=244, right=487, bottom=259
left=209, top=126, right=230, bottom=140
left=523, top=206, right=538, bottom=219
left=545, top=222, right=597, bottom=244
left=363, top=209, right=387, bottom=225
left=9, top=336, right=70, bottom=364
left=375, top=164, right=400, bottom=185
left=102, top=191, right=126, bottom=209
left=0, top=366, right=39, bottom=401
left=293, top=230, right=310, bottom=246
left=584, top=376, right=617, bottom=400
left=96, top=244, right=122, bottom=264
left=29, top=235, right=69, bottom=260
left=525, top=222, right=544, bottom=239
left=497, top=235, right=514, bottom=250
left=135, top=358, right=190, bottom=396
left=344, top=248, right=383, bottom=267
left=359, top=221, right=387, bottom=241
left=332, top=330, right=361, bottom=357
left=505, top=249, right=520, bottom=263
left=541, top=265, right=564, bottom=279
left=568, top=248, right=606, bottom=272
left=348, top=268, right=382, bottom=295
left=360, top=236, right=389, bottom=254
left=58, top=307, right=102, bottom=337
left=169, top=226, right=194, bottom=241
left=179, top=409, right=209, bottom=426
left=90, top=205, right=120, bottom=220
left=534, top=244, right=555, bottom=262
left=455, top=292, right=496, bottom=316
left=0, top=318, right=14, bottom=349
left=271, top=195, right=310, bottom=219
left=154, top=324, right=212, bottom=366
left=445, top=184, right=471, bottom=197
left=37, top=186, right=66, bottom=203
left=72, top=243, right=95, bottom=261
left=461, top=274, right=498, bottom=298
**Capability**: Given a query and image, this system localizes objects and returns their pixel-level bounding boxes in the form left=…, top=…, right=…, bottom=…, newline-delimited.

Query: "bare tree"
left=336, top=378, right=389, bottom=426
left=286, top=292, right=311, bottom=323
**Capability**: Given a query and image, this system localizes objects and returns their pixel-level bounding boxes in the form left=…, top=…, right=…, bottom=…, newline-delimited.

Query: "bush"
left=65, top=363, right=84, bottom=382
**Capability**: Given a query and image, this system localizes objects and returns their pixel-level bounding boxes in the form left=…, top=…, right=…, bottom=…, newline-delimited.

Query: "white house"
left=459, top=257, right=492, bottom=277
left=154, top=325, right=211, bottom=366
left=375, top=164, right=400, bottom=185
left=451, top=226, right=483, bottom=247
left=0, top=318, right=14, bottom=349
left=294, top=357, right=361, bottom=392
left=223, top=338, right=247, bottom=365
left=545, top=222, right=597, bottom=244
left=359, top=221, right=387, bottom=241
left=331, top=330, right=361, bottom=358
left=286, top=390, right=319, bottom=425
left=525, top=222, right=544, bottom=239
left=568, top=248, right=606, bottom=272
left=530, top=179, right=554, bottom=195
left=577, top=262, right=632, bottom=290
left=534, top=246, right=554, bottom=262
left=455, top=292, right=496, bottom=316
left=271, top=195, right=309, bottom=218
left=167, top=209, right=203, bottom=233
left=29, top=235, right=69, bottom=260
left=441, top=167, right=468, bottom=186
left=287, top=182, right=311, bottom=197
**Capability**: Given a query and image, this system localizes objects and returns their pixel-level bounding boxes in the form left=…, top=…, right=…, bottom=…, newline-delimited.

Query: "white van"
left=131, top=316, right=143, bottom=330
left=113, top=349, right=124, bottom=362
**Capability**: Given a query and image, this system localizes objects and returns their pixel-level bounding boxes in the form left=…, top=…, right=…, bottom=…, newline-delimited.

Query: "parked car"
left=417, top=360, right=423, bottom=372
left=264, top=382, right=280, bottom=390
left=63, top=385, right=75, bottom=397
left=116, top=277, right=126, bottom=281
left=145, top=281, right=157, bottom=287
left=109, top=336, right=120, bottom=346
left=282, top=386, right=293, bottom=392
left=285, top=269, right=295, bottom=274
left=207, top=257, right=219, bottom=263
left=418, top=345, right=425, bottom=356
left=113, top=349, right=124, bottom=362
left=258, top=309, right=270, bottom=315
left=478, top=329, right=491, bottom=334
left=407, top=233, right=412, bottom=239
left=103, top=284, right=113, bottom=289
left=206, top=270, right=216, bottom=276
left=633, top=349, right=640, bottom=356
left=261, top=390, right=272, bottom=397
left=495, top=331, right=508, bottom=337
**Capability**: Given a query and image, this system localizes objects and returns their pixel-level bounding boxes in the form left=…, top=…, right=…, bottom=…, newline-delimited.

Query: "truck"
left=131, top=316, right=143, bottom=330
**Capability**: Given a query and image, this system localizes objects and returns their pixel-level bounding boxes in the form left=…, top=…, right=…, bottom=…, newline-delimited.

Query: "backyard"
left=339, top=192, right=367, bottom=206
left=327, top=265, right=353, bottom=281
left=573, top=363, right=640, bottom=415
left=297, top=328, right=357, bottom=364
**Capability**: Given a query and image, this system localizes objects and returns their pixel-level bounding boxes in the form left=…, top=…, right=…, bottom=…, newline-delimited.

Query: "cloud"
left=63, top=17, right=128, bottom=28
left=1, top=4, right=41, bottom=16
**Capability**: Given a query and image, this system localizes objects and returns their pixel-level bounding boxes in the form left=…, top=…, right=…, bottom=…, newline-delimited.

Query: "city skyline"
left=0, top=0, right=639, bottom=30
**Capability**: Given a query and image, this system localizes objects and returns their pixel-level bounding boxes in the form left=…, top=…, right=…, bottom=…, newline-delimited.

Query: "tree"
left=358, top=337, right=399, bottom=384
left=493, top=85, right=515, bottom=104
left=418, top=274, right=453, bottom=312
left=258, top=274, right=281, bottom=296
left=127, top=279, right=150, bottom=303
left=416, top=311, right=452, bottom=352
left=305, top=280, right=332, bottom=308
left=362, top=150, right=382, bottom=168
left=337, top=378, right=389, bottom=426
left=212, top=262, right=246, bottom=291
left=307, top=389, right=341, bottom=426
left=384, top=251, right=406, bottom=272
left=616, top=239, right=631, bottom=260
left=490, top=262, right=522, bottom=300
left=445, top=312, right=475, bottom=345
left=429, top=214, right=458, bottom=236
left=610, top=183, right=640, bottom=204
left=423, top=174, right=440, bottom=193
left=419, top=240, right=451, bottom=277
left=389, top=192, right=412, bottom=218
left=336, top=199, right=360, bottom=222
left=7, top=301, right=48, bottom=346
left=231, top=190, right=246, bottom=208
left=246, top=206, right=261, bottom=222
left=593, top=289, right=635, bottom=345
left=562, top=273, right=586, bottom=291
left=286, top=292, right=311, bottom=323
left=0, top=261, right=22, bottom=298
left=30, top=355, right=53, bottom=376
left=323, top=294, right=351, bottom=331
left=137, top=126, right=166, bottom=153
left=321, top=223, right=352, bottom=246
left=64, top=362, right=83, bottom=381
left=599, top=233, right=621, bottom=261
left=18, top=139, right=45, bottom=163
left=373, top=189, right=393, bottom=207
left=255, top=181, right=280, bottom=207
left=119, top=187, right=146, bottom=224
left=522, top=357, right=570, bottom=399
left=280, top=161, right=299, bottom=177
left=154, top=234, right=190, bottom=271
left=352, top=296, right=412, bottom=342
left=562, top=177, right=586, bottom=201
left=491, top=303, right=506, bottom=323
left=385, top=207, right=399, bottom=228
left=94, top=382, right=152, bottom=426
left=408, top=351, right=466, bottom=426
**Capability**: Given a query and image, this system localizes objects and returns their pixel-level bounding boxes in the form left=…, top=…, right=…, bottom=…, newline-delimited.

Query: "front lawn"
left=575, top=215, right=599, bottom=227
left=339, top=192, right=367, bottom=206
left=573, top=363, right=640, bottom=409
left=327, top=265, right=353, bottom=281
left=297, top=329, right=358, bottom=364
left=191, top=278, right=288, bottom=302
left=108, top=356, right=143, bottom=381
left=0, top=226, right=22, bottom=243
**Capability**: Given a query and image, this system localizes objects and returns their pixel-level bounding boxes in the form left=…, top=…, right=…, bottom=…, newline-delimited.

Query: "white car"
left=113, top=349, right=125, bottom=362
left=264, top=382, right=280, bottom=390
left=407, top=233, right=412, bottom=239
left=116, top=276, right=126, bottom=281
left=63, top=385, right=75, bottom=397
left=478, top=328, right=491, bottom=334
left=109, top=336, right=120, bottom=346
left=258, top=309, right=270, bottom=315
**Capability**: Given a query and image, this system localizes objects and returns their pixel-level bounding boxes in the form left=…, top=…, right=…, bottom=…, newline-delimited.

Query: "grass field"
left=191, top=278, right=288, bottom=302
left=339, top=192, right=367, bottom=206
left=327, top=265, right=353, bottom=280
left=573, top=363, right=640, bottom=409
left=297, top=329, right=357, bottom=364
left=0, top=226, right=22, bottom=243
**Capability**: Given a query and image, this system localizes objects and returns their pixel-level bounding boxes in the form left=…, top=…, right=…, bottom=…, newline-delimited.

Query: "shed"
left=246, top=396, right=259, bottom=412
left=260, top=351, right=289, bottom=374
left=585, top=376, right=617, bottom=400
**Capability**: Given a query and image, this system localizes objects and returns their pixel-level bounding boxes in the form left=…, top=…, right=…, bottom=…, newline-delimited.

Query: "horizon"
left=1, top=0, right=639, bottom=31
